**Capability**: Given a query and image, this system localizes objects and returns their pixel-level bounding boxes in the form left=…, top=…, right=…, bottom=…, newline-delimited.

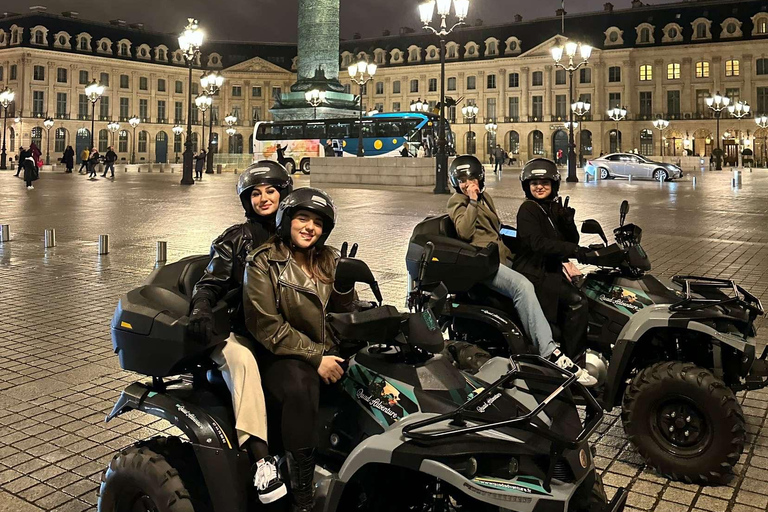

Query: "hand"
left=334, top=242, right=359, bottom=294
left=556, top=196, right=576, bottom=225
left=317, top=356, right=345, bottom=384
left=467, top=182, right=480, bottom=201
left=188, top=299, right=213, bottom=343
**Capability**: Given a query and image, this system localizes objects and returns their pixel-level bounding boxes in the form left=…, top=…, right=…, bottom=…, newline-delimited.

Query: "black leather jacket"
left=192, top=218, right=274, bottom=335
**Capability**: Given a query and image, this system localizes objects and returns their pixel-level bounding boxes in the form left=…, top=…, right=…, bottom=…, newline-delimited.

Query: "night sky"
left=4, top=0, right=679, bottom=42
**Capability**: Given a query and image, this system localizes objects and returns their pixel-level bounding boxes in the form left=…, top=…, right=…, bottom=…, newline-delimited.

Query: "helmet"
left=448, top=155, right=485, bottom=194
left=237, top=160, right=293, bottom=217
left=520, top=158, right=560, bottom=200
left=275, top=188, right=336, bottom=247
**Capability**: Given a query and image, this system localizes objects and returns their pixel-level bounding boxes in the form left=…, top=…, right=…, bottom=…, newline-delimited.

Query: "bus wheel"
left=285, top=159, right=296, bottom=174
left=300, top=159, right=311, bottom=175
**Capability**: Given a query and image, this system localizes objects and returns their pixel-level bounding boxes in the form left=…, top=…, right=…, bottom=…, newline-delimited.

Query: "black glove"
left=556, top=196, right=576, bottom=225
left=333, top=242, right=360, bottom=294
left=188, top=299, right=213, bottom=343
left=575, top=246, right=592, bottom=264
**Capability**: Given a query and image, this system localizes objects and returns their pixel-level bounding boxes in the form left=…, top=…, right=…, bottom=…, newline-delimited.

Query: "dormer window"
left=120, top=43, right=129, bottom=56
left=485, top=38, right=499, bottom=56
left=720, top=17, right=743, bottom=38
left=34, top=31, right=44, bottom=45
left=604, top=27, right=624, bottom=46
left=446, top=42, right=459, bottom=59
left=465, top=42, right=479, bottom=58
left=662, top=23, right=683, bottom=43
left=504, top=37, right=521, bottom=54
left=752, top=13, right=768, bottom=36
left=692, top=18, right=712, bottom=40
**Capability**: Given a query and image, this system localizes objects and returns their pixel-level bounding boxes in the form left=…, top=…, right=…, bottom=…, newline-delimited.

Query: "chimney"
left=61, top=11, right=79, bottom=18
left=556, top=8, right=567, bottom=16
left=603, top=2, right=613, bottom=11
left=513, top=14, right=523, bottom=22
left=631, top=0, right=643, bottom=7
left=129, top=22, right=144, bottom=30
left=399, top=26, right=415, bottom=35
left=109, top=19, right=127, bottom=27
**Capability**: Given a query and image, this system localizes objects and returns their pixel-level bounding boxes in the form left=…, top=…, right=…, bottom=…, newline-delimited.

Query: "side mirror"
left=581, top=219, right=608, bottom=246
left=619, top=200, right=630, bottom=227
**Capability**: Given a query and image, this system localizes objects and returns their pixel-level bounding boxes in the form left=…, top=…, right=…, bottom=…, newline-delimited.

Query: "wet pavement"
left=2, top=166, right=768, bottom=511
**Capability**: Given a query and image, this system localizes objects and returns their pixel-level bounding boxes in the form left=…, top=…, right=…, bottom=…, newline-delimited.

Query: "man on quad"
left=446, top=155, right=596, bottom=386
left=187, top=160, right=293, bottom=504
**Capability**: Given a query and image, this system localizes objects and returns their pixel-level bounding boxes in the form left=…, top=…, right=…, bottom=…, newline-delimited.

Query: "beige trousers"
left=210, top=333, right=268, bottom=448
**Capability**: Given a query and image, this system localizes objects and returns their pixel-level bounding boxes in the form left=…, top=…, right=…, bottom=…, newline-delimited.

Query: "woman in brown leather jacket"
left=244, top=187, right=355, bottom=512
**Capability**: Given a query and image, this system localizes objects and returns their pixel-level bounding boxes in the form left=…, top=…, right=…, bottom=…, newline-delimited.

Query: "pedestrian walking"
left=493, top=144, right=507, bottom=174
left=102, top=146, right=117, bottom=178
left=62, top=145, right=75, bottom=173
left=274, top=143, right=288, bottom=167
left=21, top=147, right=37, bottom=189
left=417, top=144, right=426, bottom=158
left=79, top=147, right=90, bottom=174
left=87, top=148, right=101, bottom=179
left=324, top=139, right=335, bottom=157
left=194, top=149, right=206, bottom=180
left=14, top=147, right=24, bottom=177
left=400, top=142, right=411, bottom=157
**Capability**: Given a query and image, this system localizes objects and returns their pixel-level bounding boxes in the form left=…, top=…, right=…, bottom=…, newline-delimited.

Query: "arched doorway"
left=9, top=127, right=14, bottom=152
left=665, top=129, right=684, bottom=156
left=507, top=131, right=519, bottom=156
left=229, top=133, right=244, bottom=154
left=609, top=130, right=622, bottom=153
left=722, top=129, right=738, bottom=166
left=485, top=131, right=497, bottom=162
left=75, top=128, right=90, bottom=158
left=579, top=130, right=593, bottom=159
left=98, top=129, right=109, bottom=153
left=465, top=131, right=476, bottom=154
left=54, top=128, right=67, bottom=153
left=552, top=130, right=568, bottom=164
left=155, top=131, right=168, bottom=163
left=692, top=128, right=712, bottom=157
left=529, top=130, right=544, bottom=159
left=173, top=132, right=183, bottom=163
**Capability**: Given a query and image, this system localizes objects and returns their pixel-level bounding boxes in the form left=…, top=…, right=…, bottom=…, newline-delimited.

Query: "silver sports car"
left=586, top=153, right=683, bottom=181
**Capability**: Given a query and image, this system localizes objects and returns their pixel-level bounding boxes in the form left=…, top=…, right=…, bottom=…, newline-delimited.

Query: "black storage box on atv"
left=406, top=214, right=501, bottom=293
left=111, top=255, right=231, bottom=377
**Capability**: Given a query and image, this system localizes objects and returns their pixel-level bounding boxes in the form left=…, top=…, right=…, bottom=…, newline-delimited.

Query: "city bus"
left=252, top=112, right=454, bottom=174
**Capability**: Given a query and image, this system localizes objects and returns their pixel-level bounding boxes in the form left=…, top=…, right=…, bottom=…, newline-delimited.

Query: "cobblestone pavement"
left=2, top=166, right=768, bottom=511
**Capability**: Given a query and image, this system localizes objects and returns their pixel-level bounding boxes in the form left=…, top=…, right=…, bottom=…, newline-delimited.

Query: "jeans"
left=103, top=162, right=115, bottom=177
left=483, top=264, right=556, bottom=358
left=494, top=161, right=503, bottom=174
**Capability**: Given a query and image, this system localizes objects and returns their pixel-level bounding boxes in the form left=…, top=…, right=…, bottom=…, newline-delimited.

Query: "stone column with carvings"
left=654, top=59, right=664, bottom=116
left=520, top=67, right=529, bottom=122
left=544, top=65, right=552, bottom=119
left=682, top=57, right=693, bottom=114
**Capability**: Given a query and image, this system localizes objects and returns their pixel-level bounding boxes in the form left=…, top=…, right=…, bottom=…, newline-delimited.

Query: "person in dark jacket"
left=189, top=160, right=293, bottom=504
left=447, top=155, right=595, bottom=386
left=21, top=147, right=37, bottom=189
left=323, top=139, right=335, bottom=157
left=244, top=188, right=357, bottom=512
left=514, top=158, right=593, bottom=360
left=275, top=143, right=288, bottom=167
left=86, top=148, right=101, bottom=179
left=15, top=147, right=25, bottom=177
left=102, top=146, right=117, bottom=178
left=62, top=146, right=75, bottom=173
left=194, top=149, right=206, bottom=180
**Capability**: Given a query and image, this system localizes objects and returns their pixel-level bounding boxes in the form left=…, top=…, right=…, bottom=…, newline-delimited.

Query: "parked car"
left=586, top=153, right=683, bottom=181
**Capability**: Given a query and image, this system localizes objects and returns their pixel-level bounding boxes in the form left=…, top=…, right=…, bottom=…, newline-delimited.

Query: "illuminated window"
left=695, top=61, right=710, bottom=78
left=667, top=63, right=680, bottom=80
left=639, top=65, right=653, bottom=81
left=725, top=59, right=740, bottom=77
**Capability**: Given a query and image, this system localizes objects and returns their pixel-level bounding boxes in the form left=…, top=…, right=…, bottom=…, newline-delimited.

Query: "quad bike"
left=97, top=252, right=627, bottom=512
left=406, top=201, right=766, bottom=484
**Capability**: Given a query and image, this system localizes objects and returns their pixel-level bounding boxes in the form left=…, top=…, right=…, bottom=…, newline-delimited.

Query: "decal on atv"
left=472, top=476, right=549, bottom=495
left=342, top=364, right=419, bottom=427
left=584, top=281, right=653, bottom=316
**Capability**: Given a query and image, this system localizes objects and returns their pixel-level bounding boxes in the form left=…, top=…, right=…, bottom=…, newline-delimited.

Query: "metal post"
left=628, top=174, right=632, bottom=184
left=98, top=234, right=109, bottom=255
left=206, top=107, right=214, bottom=173
left=715, top=111, right=722, bottom=170
left=0, top=106, right=7, bottom=170
left=45, top=127, right=51, bottom=165
left=0, top=224, right=9, bottom=242
left=616, top=121, right=621, bottom=152
left=44, top=228, right=56, bottom=248
left=566, top=70, right=577, bottom=182
left=156, top=241, right=167, bottom=262
left=201, top=110, right=206, bottom=169
left=357, top=83, right=364, bottom=157
left=434, top=37, right=449, bottom=193
left=733, top=169, right=742, bottom=187
left=692, top=176, right=697, bottom=187
left=181, top=60, right=195, bottom=185
left=467, top=119, right=473, bottom=154
left=132, top=126, right=137, bottom=165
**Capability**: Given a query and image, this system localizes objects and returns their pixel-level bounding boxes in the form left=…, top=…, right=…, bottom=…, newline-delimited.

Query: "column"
left=681, top=57, right=693, bottom=114
left=654, top=59, right=664, bottom=116
left=712, top=56, right=722, bottom=94
left=543, top=65, right=552, bottom=119
left=742, top=53, right=753, bottom=104
left=520, top=67, right=529, bottom=121
left=499, top=68, right=507, bottom=119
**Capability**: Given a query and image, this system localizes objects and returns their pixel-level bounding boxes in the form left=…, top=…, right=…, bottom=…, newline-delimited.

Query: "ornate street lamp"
left=728, top=101, right=750, bottom=167
left=755, top=115, right=768, bottom=168
left=200, top=70, right=223, bottom=173
left=178, top=18, right=204, bottom=185
left=420, top=0, right=470, bottom=193
left=571, top=101, right=590, bottom=165
left=607, top=106, right=628, bottom=152
left=485, top=121, right=497, bottom=161
left=43, top=117, right=54, bottom=165
left=224, top=114, right=237, bottom=154
left=705, top=92, right=730, bottom=170
left=305, top=89, right=326, bottom=120
left=551, top=39, right=592, bottom=182
left=195, top=93, right=212, bottom=165
left=107, top=121, right=120, bottom=147
left=410, top=98, right=429, bottom=113
left=85, top=79, right=105, bottom=150
left=348, top=59, right=377, bottom=157
left=652, top=118, right=670, bottom=157
left=0, top=86, right=15, bottom=170
left=462, top=103, right=479, bottom=155
left=226, top=127, right=237, bottom=137
left=172, top=124, right=184, bottom=163
left=128, top=115, right=140, bottom=164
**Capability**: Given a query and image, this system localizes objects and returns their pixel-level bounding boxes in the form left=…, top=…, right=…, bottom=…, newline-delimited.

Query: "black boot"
left=286, top=448, right=315, bottom=512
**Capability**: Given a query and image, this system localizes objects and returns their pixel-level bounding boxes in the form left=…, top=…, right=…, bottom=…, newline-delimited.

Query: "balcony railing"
left=78, top=113, right=90, bottom=120
left=156, top=118, right=168, bottom=124
left=55, top=113, right=70, bottom=120
left=99, top=115, right=112, bottom=121
left=504, top=116, right=520, bottom=123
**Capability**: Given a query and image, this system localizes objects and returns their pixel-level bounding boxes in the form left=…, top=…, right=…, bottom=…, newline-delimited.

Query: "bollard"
left=658, top=172, right=664, bottom=184
left=692, top=176, right=697, bottom=187
left=156, top=241, right=167, bottom=262
left=217, top=164, right=223, bottom=174
left=98, top=234, right=109, bottom=255
left=628, top=175, right=632, bottom=184
left=0, top=224, right=9, bottom=242
left=44, top=228, right=56, bottom=248
left=584, top=172, right=590, bottom=183
left=733, top=169, right=742, bottom=187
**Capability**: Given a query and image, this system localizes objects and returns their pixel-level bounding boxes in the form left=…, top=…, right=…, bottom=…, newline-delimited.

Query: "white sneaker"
left=253, top=456, right=287, bottom=504
left=27, top=185, right=33, bottom=189
left=548, top=349, right=598, bottom=387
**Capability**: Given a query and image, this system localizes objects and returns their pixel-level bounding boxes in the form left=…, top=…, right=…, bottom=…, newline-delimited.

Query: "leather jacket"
left=447, top=192, right=513, bottom=264
left=243, top=241, right=355, bottom=368
left=192, top=219, right=274, bottom=334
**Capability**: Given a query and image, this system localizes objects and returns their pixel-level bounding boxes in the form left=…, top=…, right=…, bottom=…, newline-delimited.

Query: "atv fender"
left=105, top=382, right=250, bottom=512
left=444, top=303, right=529, bottom=355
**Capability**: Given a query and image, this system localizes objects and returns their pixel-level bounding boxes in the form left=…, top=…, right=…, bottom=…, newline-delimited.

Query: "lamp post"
left=0, top=86, right=15, bottom=170
left=728, top=101, right=750, bottom=168
left=85, top=79, right=105, bottom=150
left=484, top=121, right=497, bottom=161
left=571, top=101, right=590, bottom=166
left=200, top=70, right=223, bottom=173
left=461, top=104, right=478, bottom=154
left=410, top=98, right=429, bottom=113
left=607, top=106, right=627, bottom=152
left=348, top=60, right=377, bottom=157
left=305, top=89, right=326, bottom=120
left=420, top=0, right=470, bottom=193
left=195, top=93, right=212, bottom=164
left=172, top=124, right=184, bottom=163
left=224, top=113, right=237, bottom=154
left=107, top=121, right=120, bottom=148
left=705, top=92, right=730, bottom=170
left=652, top=118, right=669, bottom=158
left=551, top=40, right=592, bottom=182
left=178, top=18, right=204, bottom=185
left=43, top=117, right=54, bottom=165
left=756, top=115, right=768, bottom=168
left=129, top=115, right=140, bottom=164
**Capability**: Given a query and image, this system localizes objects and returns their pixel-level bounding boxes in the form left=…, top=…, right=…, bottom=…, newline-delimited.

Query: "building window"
left=56, top=93, right=68, bottom=117
left=486, top=98, right=496, bottom=120
left=79, top=37, right=89, bottom=50
left=392, top=81, right=401, bottom=94
left=55, top=128, right=66, bottom=152
left=508, top=73, right=519, bottom=88
left=695, top=61, right=710, bottom=78
left=667, top=90, right=680, bottom=115
left=120, top=98, right=129, bottom=119
left=252, top=106, right=261, bottom=122
left=757, top=87, right=768, bottom=115
left=639, top=27, right=651, bottom=43
left=232, top=86, right=242, bottom=97
left=31, top=127, right=42, bottom=148
left=532, top=130, right=544, bottom=155
left=467, top=76, right=476, bottom=90
left=392, top=102, right=401, bottom=112
left=375, top=81, right=384, bottom=95
left=34, top=31, right=44, bottom=45
left=608, top=92, right=621, bottom=109
left=695, top=89, right=710, bottom=114
left=639, top=91, right=652, bottom=116
left=139, top=77, right=148, bottom=90
left=725, top=88, right=740, bottom=104
left=252, top=86, right=262, bottom=97
left=532, top=71, right=543, bottom=86
left=100, top=96, right=109, bottom=118
left=667, top=63, right=680, bottom=80
left=119, top=130, right=128, bottom=152
left=33, top=65, right=45, bottom=81
left=56, top=67, right=67, bottom=83
left=725, top=59, right=740, bottom=77
left=696, top=23, right=707, bottom=39
left=158, top=79, right=166, bottom=92
left=157, top=100, right=166, bottom=121
left=555, top=95, right=567, bottom=118
left=579, top=68, right=591, bottom=84
left=120, top=75, right=129, bottom=88
left=139, top=99, right=148, bottom=119
left=192, top=83, right=199, bottom=95
left=175, top=81, right=183, bottom=94
left=79, top=70, right=89, bottom=85
left=174, top=101, right=183, bottom=122
left=757, top=58, right=768, bottom=75
left=100, top=72, right=109, bottom=86
left=448, top=46, right=456, bottom=58
left=410, top=79, right=419, bottom=93
left=120, top=43, right=129, bottom=56
left=487, top=74, right=496, bottom=89
left=428, top=78, right=437, bottom=92
left=555, top=69, right=566, bottom=85
left=640, top=130, right=653, bottom=156
left=32, top=91, right=45, bottom=116
left=508, top=97, right=519, bottom=120
left=272, top=87, right=281, bottom=98
left=531, top=96, right=543, bottom=119
left=608, top=66, right=621, bottom=82
left=10, top=65, right=16, bottom=81
left=639, top=65, right=653, bottom=81
left=447, top=77, right=456, bottom=91
left=138, top=131, right=147, bottom=152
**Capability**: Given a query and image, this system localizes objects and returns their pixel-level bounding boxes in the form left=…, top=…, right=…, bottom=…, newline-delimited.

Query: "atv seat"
left=178, top=255, right=210, bottom=298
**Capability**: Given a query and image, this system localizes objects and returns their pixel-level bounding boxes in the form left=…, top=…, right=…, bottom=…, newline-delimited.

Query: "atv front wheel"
left=622, top=361, right=745, bottom=483
left=98, top=439, right=198, bottom=512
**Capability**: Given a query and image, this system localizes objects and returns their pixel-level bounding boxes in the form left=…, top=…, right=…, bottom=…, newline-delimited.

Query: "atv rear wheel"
left=622, top=361, right=745, bottom=483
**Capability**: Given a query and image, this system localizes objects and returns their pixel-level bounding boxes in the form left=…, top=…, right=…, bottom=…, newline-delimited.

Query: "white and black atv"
left=406, top=201, right=766, bottom=484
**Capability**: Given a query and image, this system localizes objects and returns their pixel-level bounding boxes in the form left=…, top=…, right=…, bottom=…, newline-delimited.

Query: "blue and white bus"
left=252, top=112, right=454, bottom=174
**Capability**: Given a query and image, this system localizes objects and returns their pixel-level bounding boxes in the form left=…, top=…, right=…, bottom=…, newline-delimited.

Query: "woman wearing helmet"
left=244, top=187, right=356, bottom=512
left=188, top=160, right=293, bottom=505
left=515, top=158, right=593, bottom=369
left=447, top=155, right=595, bottom=386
